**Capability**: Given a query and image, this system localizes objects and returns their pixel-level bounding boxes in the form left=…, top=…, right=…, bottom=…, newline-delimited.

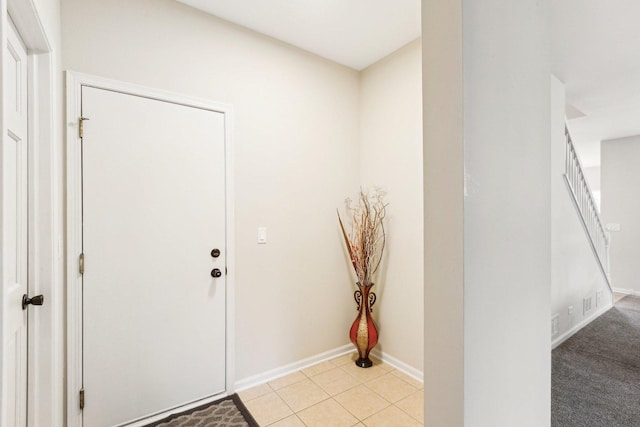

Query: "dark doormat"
left=145, top=394, right=259, bottom=427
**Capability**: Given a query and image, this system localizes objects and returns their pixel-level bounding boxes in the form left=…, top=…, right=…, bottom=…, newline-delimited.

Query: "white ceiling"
left=176, top=0, right=421, bottom=71
left=552, top=0, right=640, bottom=167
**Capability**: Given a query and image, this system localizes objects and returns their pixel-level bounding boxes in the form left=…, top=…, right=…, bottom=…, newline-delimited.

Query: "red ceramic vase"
left=349, top=283, right=378, bottom=368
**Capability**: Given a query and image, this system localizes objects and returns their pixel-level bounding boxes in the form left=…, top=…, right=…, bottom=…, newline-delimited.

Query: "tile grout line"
left=332, top=392, right=371, bottom=423
left=270, top=370, right=341, bottom=426
left=361, top=381, right=396, bottom=405
left=332, top=390, right=391, bottom=424
left=325, top=370, right=398, bottom=424
left=269, top=371, right=309, bottom=425
left=238, top=382, right=275, bottom=404
left=389, top=370, right=424, bottom=389
left=356, top=377, right=423, bottom=425
left=246, top=378, right=301, bottom=426
left=397, top=400, right=423, bottom=424
left=304, top=362, right=384, bottom=424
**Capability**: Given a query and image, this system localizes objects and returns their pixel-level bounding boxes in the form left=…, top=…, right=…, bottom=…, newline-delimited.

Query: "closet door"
left=2, top=17, right=29, bottom=427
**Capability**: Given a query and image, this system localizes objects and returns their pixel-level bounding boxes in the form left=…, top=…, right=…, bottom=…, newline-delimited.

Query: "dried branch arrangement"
left=338, top=188, right=388, bottom=286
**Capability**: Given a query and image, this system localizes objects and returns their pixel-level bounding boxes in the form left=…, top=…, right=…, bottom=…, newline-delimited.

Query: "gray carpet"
left=552, top=296, right=640, bottom=427
left=145, top=394, right=259, bottom=427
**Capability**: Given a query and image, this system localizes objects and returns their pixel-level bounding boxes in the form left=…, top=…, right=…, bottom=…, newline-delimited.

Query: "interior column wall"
left=422, top=0, right=464, bottom=424
left=423, top=0, right=551, bottom=425
left=463, top=0, right=551, bottom=424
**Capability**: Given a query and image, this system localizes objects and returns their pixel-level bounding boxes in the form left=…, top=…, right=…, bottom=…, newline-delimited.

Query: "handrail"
left=564, top=126, right=612, bottom=292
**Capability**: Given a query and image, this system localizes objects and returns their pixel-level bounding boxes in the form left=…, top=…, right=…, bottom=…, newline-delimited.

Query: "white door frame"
left=65, top=71, right=236, bottom=427
left=1, top=1, right=60, bottom=426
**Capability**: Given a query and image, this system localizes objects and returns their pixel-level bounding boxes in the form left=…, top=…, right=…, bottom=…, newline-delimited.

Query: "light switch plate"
left=606, top=223, right=621, bottom=232
left=257, top=227, right=267, bottom=244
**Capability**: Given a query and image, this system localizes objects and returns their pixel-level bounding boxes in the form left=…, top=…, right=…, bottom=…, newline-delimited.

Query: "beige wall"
left=61, top=0, right=361, bottom=381
left=359, top=39, right=424, bottom=372
left=602, top=135, right=640, bottom=294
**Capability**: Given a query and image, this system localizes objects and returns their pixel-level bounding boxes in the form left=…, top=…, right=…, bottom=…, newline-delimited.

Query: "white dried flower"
left=337, top=188, right=388, bottom=286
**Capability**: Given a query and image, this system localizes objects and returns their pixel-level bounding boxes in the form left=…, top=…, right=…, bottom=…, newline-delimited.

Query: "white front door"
left=2, top=17, right=29, bottom=427
left=81, top=86, right=227, bottom=426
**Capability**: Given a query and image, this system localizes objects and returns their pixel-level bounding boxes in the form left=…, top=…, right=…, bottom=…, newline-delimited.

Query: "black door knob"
left=211, top=268, right=222, bottom=278
left=211, top=249, right=221, bottom=258
left=22, top=294, right=44, bottom=310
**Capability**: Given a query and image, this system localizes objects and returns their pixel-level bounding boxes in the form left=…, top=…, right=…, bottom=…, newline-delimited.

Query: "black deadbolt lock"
left=211, top=268, right=222, bottom=278
left=211, top=249, right=221, bottom=258
left=22, top=294, right=44, bottom=310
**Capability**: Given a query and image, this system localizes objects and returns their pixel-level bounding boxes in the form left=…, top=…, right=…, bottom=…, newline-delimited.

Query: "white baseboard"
left=234, top=344, right=353, bottom=392
left=234, top=344, right=425, bottom=392
left=612, top=287, right=639, bottom=296
left=370, top=349, right=423, bottom=384
left=552, top=301, right=613, bottom=349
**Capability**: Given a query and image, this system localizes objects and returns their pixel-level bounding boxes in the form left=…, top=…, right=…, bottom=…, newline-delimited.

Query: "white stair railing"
left=563, top=126, right=612, bottom=291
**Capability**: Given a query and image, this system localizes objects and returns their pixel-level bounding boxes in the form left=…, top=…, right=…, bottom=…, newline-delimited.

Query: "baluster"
left=565, top=141, right=568, bottom=171
left=584, top=177, right=587, bottom=213
left=575, top=157, right=579, bottom=195
left=572, top=152, right=576, bottom=188
left=579, top=175, right=583, bottom=210
left=569, top=148, right=573, bottom=183
left=580, top=176, right=585, bottom=212
left=566, top=128, right=611, bottom=282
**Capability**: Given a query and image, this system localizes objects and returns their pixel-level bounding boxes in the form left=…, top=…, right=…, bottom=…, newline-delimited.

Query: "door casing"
left=65, top=71, right=236, bottom=427
left=0, top=1, right=60, bottom=426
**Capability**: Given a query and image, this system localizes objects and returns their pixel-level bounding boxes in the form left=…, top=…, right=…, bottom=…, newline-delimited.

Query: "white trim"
left=552, top=301, right=613, bottom=349
left=65, top=72, right=83, bottom=427
left=235, top=344, right=353, bottom=392
left=66, top=72, right=234, bottom=113
left=224, top=95, right=236, bottom=396
left=612, top=287, right=638, bottom=296
left=234, top=344, right=425, bottom=392
left=26, top=46, right=40, bottom=427
left=2, top=2, right=59, bottom=426
left=370, top=350, right=424, bottom=384
left=7, top=0, right=50, bottom=52
left=65, top=71, right=235, bottom=427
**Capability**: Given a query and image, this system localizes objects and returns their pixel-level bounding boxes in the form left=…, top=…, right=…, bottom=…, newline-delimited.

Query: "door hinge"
left=79, top=388, right=85, bottom=410
left=79, top=117, right=89, bottom=139
left=79, top=253, right=85, bottom=275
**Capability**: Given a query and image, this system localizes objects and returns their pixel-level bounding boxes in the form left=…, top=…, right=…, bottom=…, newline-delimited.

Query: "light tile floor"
left=239, top=353, right=424, bottom=427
